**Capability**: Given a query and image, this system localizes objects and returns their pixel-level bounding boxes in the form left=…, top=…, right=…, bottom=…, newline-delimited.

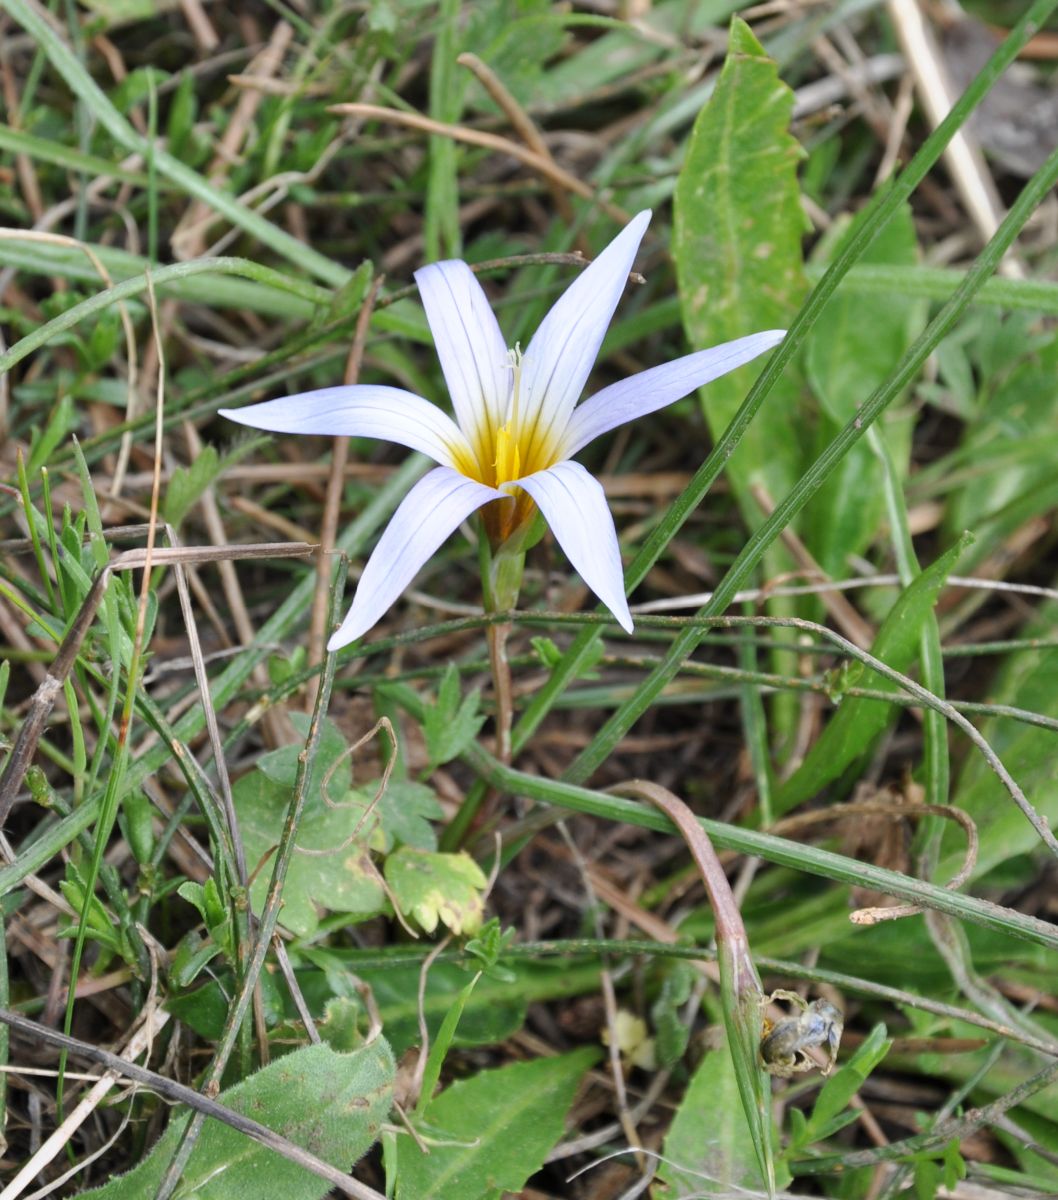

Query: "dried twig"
left=328, top=103, right=629, bottom=224
left=457, top=52, right=579, bottom=234
left=887, top=0, right=1021, bottom=274
left=0, top=1009, right=169, bottom=1200
left=309, top=276, right=383, bottom=684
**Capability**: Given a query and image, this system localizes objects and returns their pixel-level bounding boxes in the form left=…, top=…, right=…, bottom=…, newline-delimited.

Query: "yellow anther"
left=493, top=423, right=521, bottom=485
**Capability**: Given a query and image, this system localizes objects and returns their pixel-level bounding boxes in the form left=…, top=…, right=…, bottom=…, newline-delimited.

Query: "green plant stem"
left=319, top=938, right=1058, bottom=1058
left=153, top=561, right=347, bottom=1199
left=463, top=744, right=1058, bottom=951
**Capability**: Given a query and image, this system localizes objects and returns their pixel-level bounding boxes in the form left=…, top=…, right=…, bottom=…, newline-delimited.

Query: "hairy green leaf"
left=78, top=1040, right=394, bottom=1199
left=395, top=1047, right=597, bottom=1199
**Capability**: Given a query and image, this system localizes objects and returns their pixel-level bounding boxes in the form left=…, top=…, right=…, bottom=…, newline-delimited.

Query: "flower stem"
left=487, top=621, right=514, bottom=764
left=479, top=530, right=525, bottom=766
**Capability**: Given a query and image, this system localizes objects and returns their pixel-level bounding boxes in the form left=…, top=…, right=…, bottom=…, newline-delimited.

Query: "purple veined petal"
left=327, top=467, right=507, bottom=649
left=219, top=385, right=474, bottom=471
left=511, top=460, right=633, bottom=634
left=518, top=210, right=651, bottom=465
left=562, top=330, right=787, bottom=457
left=414, top=260, right=512, bottom=454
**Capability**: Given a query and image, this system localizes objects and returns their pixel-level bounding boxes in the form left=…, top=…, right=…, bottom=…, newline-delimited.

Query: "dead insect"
left=760, top=990, right=843, bottom=1079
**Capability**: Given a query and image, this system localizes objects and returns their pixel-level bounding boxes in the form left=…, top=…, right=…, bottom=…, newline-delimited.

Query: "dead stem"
left=308, top=275, right=383, bottom=695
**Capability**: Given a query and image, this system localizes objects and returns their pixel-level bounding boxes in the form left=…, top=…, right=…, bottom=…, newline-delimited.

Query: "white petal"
left=328, top=467, right=506, bottom=648
left=219, top=386, right=472, bottom=470
left=511, top=460, right=632, bottom=633
left=414, top=260, right=512, bottom=450
left=519, top=210, right=651, bottom=463
left=562, top=330, right=787, bottom=456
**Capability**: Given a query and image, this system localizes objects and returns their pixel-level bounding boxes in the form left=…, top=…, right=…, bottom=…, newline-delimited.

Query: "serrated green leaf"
left=674, top=16, right=807, bottom=517
left=775, top=532, right=973, bottom=814
left=234, top=716, right=385, bottom=937
left=384, top=847, right=487, bottom=936
left=422, top=666, right=486, bottom=769
left=163, top=444, right=219, bottom=529
left=395, top=1047, right=598, bottom=1200
left=163, top=440, right=259, bottom=530
left=77, top=1039, right=394, bottom=1199
left=379, top=779, right=443, bottom=851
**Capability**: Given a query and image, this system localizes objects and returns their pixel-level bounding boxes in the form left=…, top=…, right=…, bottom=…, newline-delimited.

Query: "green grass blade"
left=3, top=0, right=350, bottom=288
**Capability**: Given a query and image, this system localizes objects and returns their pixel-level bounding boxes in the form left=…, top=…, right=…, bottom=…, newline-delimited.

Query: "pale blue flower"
left=221, top=211, right=784, bottom=649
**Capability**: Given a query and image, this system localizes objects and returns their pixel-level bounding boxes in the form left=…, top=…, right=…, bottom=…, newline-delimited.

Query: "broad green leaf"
left=384, top=847, right=487, bottom=935
left=78, top=1039, right=394, bottom=1199
left=655, top=1043, right=777, bottom=1198
left=234, top=717, right=386, bottom=937
left=255, top=714, right=443, bottom=851
left=943, top=603, right=1058, bottom=880
left=380, top=780, right=444, bottom=851
left=674, top=17, right=807, bottom=516
left=395, top=1047, right=598, bottom=1200
left=775, top=532, right=972, bottom=814
left=804, top=204, right=924, bottom=576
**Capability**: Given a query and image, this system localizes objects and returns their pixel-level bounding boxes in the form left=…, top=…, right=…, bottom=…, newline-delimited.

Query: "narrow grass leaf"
left=775, top=532, right=972, bottom=814
left=414, top=971, right=481, bottom=1118
left=3, top=0, right=349, bottom=287
left=804, top=203, right=925, bottom=576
